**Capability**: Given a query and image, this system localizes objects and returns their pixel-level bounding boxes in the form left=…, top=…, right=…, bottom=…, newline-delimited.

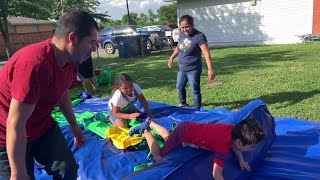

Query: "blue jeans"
left=176, top=69, right=202, bottom=110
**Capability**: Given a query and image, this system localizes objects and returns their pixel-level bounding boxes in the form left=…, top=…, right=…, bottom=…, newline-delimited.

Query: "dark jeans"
left=176, top=69, right=202, bottom=110
left=0, top=123, right=78, bottom=180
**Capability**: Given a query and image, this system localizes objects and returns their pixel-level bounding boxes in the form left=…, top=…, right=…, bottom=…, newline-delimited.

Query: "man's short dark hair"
left=231, top=117, right=265, bottom=145
left=55, top=10, right=98, bottom=40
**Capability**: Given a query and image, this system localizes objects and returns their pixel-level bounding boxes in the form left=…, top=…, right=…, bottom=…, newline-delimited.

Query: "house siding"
left=177, top=0, right=313, bottom=47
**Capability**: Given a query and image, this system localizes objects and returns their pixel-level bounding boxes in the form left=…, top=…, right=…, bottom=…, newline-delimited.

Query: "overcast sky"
left=98, top=0, right=172, bottom=20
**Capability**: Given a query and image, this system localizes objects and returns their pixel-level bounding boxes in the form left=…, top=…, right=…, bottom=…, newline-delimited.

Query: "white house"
left=165, top=0, right=320, bottom=47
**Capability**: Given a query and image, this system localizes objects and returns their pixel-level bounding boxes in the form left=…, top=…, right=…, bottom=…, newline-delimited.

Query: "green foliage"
left=5, top=0, right=109, bottom=22
left=7, top=0, right=52, bottom=19
left=136, top=13, right=148, bottom=26
left=75, top=44, right=320, bottom=122
left=157, top=3, right=177, bottom=24
left=121, top=13, right=138, bottom=25
left=99, top=19, right=121, bottom=29
left=147, top=9, right=156, bottom=23
left=51, top=0, right=110, bottom=22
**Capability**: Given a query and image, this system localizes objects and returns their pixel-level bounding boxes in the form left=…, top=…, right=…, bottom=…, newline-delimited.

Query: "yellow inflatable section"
left=106, top=126, right=145, bottom=149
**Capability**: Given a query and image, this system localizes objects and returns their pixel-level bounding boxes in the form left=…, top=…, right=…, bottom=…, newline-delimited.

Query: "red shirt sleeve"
left=11, top=61, right=40, bottom=104
left=213, top=151, right=228, bottom=168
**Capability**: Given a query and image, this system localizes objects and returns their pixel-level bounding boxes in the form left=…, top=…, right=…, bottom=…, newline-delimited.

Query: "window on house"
left=251, top=0, right=257, bottom=6
left=32, top=25, right=39, bottom=32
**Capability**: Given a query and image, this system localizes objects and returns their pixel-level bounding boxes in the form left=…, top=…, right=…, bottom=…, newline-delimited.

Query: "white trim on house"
left=176, top=0, right=314, bottom=47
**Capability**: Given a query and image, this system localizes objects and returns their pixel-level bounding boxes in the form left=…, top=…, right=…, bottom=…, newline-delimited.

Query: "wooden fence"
left=0, top=31, right=53, bottom=58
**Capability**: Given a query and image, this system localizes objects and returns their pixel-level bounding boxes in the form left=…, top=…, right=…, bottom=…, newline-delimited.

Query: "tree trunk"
left=0, top=0, right=11, bottom=59
left=3, top=34, right=10, bottom=59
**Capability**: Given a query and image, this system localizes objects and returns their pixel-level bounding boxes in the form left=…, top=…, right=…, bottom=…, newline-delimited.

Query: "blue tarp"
left=29, top=97, right=320, bottom=179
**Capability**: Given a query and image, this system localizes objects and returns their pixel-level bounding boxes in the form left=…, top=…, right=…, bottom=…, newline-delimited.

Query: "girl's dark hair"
left=231, top=117, right=265, bottom=145
left=179, top=15, right=194, bottom=27
left=55, top=10, right=98, bottom=41
left=111, top=73, right=134, bottom=96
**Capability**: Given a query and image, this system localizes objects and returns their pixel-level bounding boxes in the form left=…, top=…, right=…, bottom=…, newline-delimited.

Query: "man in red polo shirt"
left=0, top=10, right=98, bottom=180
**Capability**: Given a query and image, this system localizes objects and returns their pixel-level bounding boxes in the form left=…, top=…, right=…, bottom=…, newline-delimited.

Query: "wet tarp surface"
left=31, top=97, right=320, bottom=180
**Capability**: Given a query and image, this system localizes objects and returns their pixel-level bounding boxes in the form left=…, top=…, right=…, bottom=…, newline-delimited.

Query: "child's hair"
left=111, top=73, right=134, bottom=96
left=231, top=117, right=265, bottom=145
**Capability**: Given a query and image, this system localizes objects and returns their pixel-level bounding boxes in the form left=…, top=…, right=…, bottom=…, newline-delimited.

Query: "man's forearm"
left=58, top=90, right=78, bottom=126
left=6, top=123, right=27, bottom=177
left=6, top=99, right=35, bottom=178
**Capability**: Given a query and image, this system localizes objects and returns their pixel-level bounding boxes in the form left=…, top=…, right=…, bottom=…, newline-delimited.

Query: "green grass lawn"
left=70, top=43, right=320, bottom=122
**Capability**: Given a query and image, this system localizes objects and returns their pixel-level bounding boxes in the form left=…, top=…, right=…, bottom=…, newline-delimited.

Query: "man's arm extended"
left=6, top=98, right=35, bottom=179
left=58, top=90, right=85, bottom=148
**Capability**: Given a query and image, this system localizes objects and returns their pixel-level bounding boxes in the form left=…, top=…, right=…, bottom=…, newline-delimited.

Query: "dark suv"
left=99, top=25, right=166, bottom=54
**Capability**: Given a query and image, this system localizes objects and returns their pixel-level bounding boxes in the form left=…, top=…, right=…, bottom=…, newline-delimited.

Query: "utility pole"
left=61, top=0, right=64, bottom=14
left=126, top=0, right=130, bottom=25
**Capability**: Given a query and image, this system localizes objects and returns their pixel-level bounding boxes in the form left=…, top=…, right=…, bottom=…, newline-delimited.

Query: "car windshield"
left=132, top=26, right=147, bottom=32
left=157, top=25, right=171, bottom=31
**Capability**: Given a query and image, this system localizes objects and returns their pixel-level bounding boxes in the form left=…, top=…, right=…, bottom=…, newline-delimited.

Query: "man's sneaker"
left=177, top=103, right=189, bottom=107
left=129, top=117, right=152, bottom=136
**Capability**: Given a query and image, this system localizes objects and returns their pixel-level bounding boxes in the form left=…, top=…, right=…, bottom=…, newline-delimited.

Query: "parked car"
left=98, top=25, right=166, bottom=54
left=171, top=28, right=180, bottom=45
left=144, top=25, right=177, bottom=45
left=165, top=23, right=178, bottom=29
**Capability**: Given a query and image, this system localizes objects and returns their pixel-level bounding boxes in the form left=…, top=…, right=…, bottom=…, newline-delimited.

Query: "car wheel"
left=104, top=43, right=115, bottom=54
left=166, top=37, right=174, bottom=46
left=155, top=45, right=162, bottom=50
left=146, top=39, right=152, bottom=51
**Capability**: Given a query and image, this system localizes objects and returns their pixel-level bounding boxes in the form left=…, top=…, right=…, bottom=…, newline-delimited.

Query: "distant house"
left=165, top=0, right=320, bottom=47
left=8, top=16, right=55, bottom=33
left=0, top=16, right=56, bottom=54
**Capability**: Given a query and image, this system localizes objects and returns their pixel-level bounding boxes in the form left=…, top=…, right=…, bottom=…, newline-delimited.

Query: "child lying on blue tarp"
left=129, top=117, right=265, bottom=180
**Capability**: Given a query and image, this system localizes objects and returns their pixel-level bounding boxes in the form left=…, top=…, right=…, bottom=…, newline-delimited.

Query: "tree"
left=51, top=0, right=109, bottom=22
left=136, top=13, right=148, bottom=26
left=0, top=0, right=10, bottom=58
left=121, top=13, right=138, bottom=25
left=158, top=3, right=177, bottom=24
left=147, top=9, right=156, bottom=24
left=99, top=19, right=121, bottom=29
left=0, top=0, right=110, bottom=59
left=1, top=0, right=52, bottom=59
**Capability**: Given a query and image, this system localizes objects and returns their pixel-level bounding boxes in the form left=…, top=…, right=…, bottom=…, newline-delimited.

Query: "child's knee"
left=113, top=119, right=127, bottom=128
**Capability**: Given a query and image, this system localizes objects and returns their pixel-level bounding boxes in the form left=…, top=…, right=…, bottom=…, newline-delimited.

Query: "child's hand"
left=239, top=159, right=251, bottom=171
left=129, top=112, right=140, bottom=119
